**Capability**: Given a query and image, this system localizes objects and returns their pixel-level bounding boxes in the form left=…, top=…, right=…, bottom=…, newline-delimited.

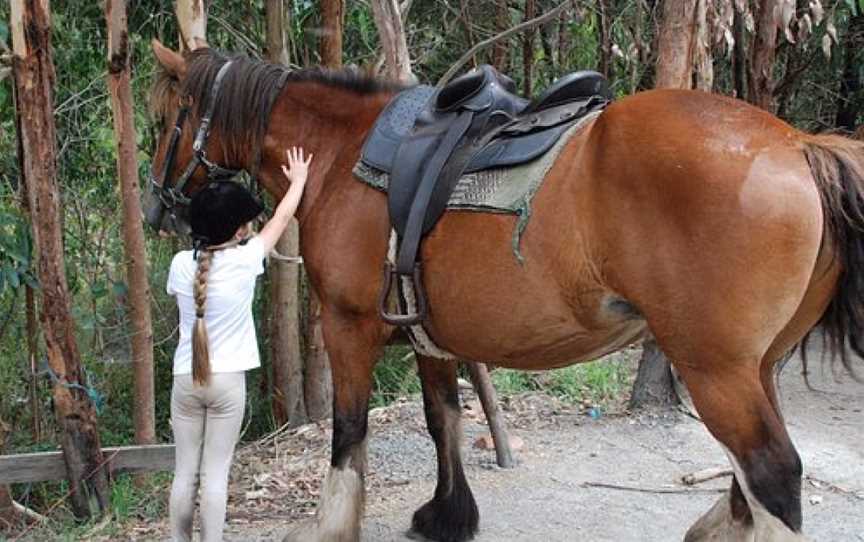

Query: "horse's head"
left=144, top=40, right=242, bottom=236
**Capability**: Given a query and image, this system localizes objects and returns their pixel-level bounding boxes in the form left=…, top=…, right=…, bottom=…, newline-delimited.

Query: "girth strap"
left=395, top=111, right=473, bottom=274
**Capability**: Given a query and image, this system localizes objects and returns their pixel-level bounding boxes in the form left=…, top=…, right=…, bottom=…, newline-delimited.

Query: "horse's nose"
left=141, top=185, right=167, bottom=231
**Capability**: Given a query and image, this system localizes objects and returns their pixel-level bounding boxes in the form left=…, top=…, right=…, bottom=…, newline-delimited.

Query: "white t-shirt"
left=167, top=236, right=266, bottom=375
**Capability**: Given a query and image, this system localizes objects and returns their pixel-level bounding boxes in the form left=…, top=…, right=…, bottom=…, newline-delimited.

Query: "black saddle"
left=362, top=65, right=611, bottom=325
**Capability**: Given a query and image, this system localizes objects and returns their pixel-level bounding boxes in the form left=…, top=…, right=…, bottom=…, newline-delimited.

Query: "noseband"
left=151, top=60, right=241, bottom=211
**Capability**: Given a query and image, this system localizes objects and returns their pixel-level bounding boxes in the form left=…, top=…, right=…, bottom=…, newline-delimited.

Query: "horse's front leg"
left=410, top=355, right=479, bottom=542
left=284, top=315, right=384, bottom=542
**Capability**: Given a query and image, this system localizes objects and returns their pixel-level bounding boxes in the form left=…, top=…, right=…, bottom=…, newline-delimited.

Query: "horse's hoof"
left=409, top=495, right=479, bottom=542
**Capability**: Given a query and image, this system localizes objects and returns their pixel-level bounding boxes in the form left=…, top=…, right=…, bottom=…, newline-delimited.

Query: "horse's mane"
left=150, top=48, right=400, bottom=165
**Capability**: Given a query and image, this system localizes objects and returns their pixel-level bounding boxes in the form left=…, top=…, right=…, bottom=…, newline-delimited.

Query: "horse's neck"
left=257, top=84, right=394, bottom=224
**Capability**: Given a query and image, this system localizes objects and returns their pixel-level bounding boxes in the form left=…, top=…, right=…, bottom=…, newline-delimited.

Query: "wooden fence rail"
left=0, top=445, right=175, bottom=484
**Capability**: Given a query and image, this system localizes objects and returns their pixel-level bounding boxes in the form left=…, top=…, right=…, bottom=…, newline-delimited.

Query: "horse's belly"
left=419, top=213, right=646, bottom=369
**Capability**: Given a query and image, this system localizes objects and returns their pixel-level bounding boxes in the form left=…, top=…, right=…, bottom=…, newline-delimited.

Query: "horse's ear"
left=152, top=39, right=186, bottom=79
left=192, top=37, right=210, bottom=50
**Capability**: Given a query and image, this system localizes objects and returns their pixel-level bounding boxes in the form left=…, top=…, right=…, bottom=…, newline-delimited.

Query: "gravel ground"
left=108, top=347, right=862, bottom=542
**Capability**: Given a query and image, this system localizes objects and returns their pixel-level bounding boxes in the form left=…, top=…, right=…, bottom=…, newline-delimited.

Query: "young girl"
left=167, top=147, right=312, bottom=542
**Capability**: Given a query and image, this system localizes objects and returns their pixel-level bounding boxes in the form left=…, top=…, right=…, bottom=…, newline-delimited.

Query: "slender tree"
left=522, top=0, right=536, bottom=95
left=11, top=0, right=110, bottom=518
left=104, top=0, right=156, bottom=453
left=596, top=0, right=613, bottom=79
left=319, top=0, right=344, bottom=67
left=175, top=0, right=208, bottom=51
left=492, top=0, right=510, bottom=72
left=265, top=0, right=307, bottom=427
left=0, top=416, right=19, bottom=528
left=748, top=0, right=780, bottom=110
left=371, top=0, right=415, bottom=83
left=836, top=12, right=864, bottom=132
left=731, top=5, right=747, bottom=99
left=654, top=0, right=697, bottom=89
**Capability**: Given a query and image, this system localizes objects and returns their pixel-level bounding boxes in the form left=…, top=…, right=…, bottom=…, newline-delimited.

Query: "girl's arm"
left=257, top=146, right=312, bottom=254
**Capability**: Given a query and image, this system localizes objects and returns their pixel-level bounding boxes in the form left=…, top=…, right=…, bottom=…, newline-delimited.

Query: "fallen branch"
left=437, top=0, right=579, bottom=87
left=805, top=475, right=864, bottom=500
left=581, top=481, right=726, bottom=495
left=681, top=467, right=732, bottom=486
left=12, top=501, right=45, bottom=523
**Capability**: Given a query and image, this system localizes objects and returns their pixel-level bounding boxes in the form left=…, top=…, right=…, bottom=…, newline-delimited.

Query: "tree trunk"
left=16, top=78, right=42, bottom=444
left=539, top=23, right=556, bottom=75
left=105, top=0, right=156, bottom=453
left=270, top=233, right=306, bottom=426
left=457, top=0, right=478, bottom=69
left=492, top=0, right=510, bottom=72
left=731, top=5, right=747, bottom=100
left=26, top=286, right=41, bottom=442
left=654, top=0, right=697, bottom=89
left=372, top=0, right=417, bottom=84
left=371, top=0, right=415, bottom=83
left=264, top=0, right=306, bottom=428
left=175, top=0, right=208, bottom=51
left=522, top=0, right=536, bottom=96
left=304, top=293, right=332, bottom=421
left=748, top=0, right=779, bottom=111
left=557, top=5, right=570, bottom=73
left=319, top=0, right=344, bottom=68
left=836, top=13, right=864, bottom=132
left=0, top=417, right=19, bottom=529
left=596, top=0, right=613, bottom=79
left=11, top=0, right=110, bottom=519
left=693, top=0, right=713, bottom=91
left=265, top=0, right=290, bottom=66
left=629, top=339, right=678, bottom=409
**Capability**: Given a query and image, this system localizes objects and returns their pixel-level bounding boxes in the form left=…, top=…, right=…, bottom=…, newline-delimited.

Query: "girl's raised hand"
left=281, top=146, right=313, bottom=187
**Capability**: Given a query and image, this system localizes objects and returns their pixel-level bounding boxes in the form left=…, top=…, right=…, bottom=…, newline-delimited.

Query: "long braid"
left=192, top=249, right=214, bottom=386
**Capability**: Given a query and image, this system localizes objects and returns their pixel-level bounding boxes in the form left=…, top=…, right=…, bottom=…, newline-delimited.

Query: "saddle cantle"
left=360, top=64, right=611, bottom=326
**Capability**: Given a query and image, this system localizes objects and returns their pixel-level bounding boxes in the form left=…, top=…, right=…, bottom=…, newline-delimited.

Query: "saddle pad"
left=354, top=111, right=601, bottom=262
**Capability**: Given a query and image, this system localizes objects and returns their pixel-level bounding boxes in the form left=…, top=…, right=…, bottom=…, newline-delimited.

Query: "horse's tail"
left=803, top=132, right=864, bottom=378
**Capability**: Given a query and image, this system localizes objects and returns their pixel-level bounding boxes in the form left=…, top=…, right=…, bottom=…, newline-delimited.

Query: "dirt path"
left=122, top=349, right=862, bottom=542
left=359, top=354, right=864, bottom=542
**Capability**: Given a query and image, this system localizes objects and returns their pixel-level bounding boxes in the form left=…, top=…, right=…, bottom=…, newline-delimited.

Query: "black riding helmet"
left=189, top=181, right=264, bottom=247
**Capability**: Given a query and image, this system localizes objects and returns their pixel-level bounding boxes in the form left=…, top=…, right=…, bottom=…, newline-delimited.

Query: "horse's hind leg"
left=410, top=356, right=479, bottom=542
left=677, top=360, right=807, bottom=542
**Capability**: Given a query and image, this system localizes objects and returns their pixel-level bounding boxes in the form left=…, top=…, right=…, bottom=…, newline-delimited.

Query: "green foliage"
left=370, top=346, right=421, bottom=408
left=0, top=209, right=38, bottom=294
left=491, top=357, right=631, bottom=406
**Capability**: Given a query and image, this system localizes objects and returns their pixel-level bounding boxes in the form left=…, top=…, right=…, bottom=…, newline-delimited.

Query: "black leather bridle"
left=149, top=60, right=240, bottom=215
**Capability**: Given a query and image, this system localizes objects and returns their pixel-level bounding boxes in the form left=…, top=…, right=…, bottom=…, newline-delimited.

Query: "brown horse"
left=144, top=41, right=864, bottom=542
